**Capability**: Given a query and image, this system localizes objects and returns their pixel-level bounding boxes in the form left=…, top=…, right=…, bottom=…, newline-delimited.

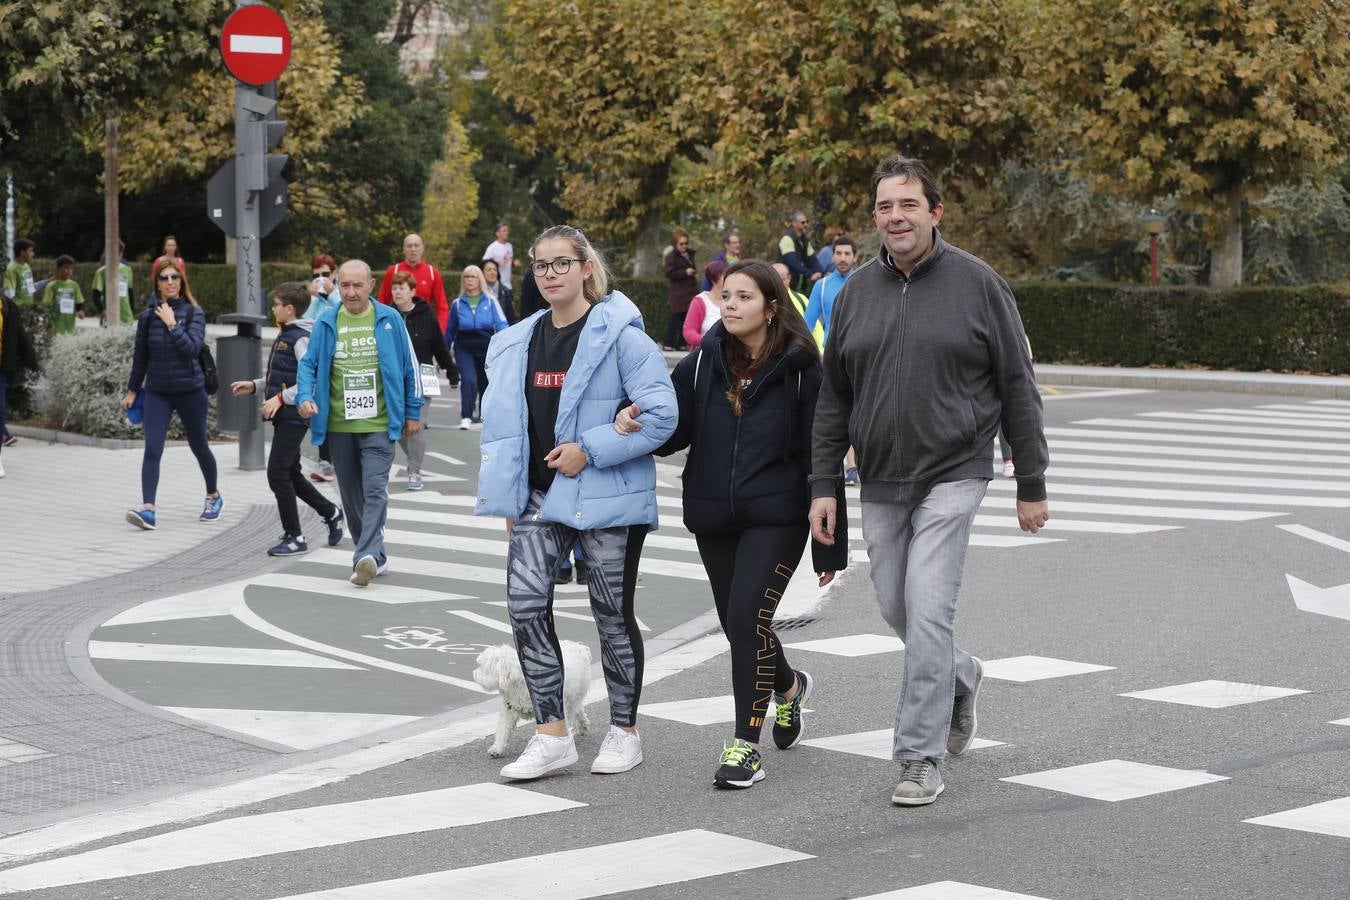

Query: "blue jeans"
left=326, top=430, right=395, bottom=565
left=453, top=345, right=488, bottom=420
left=141, top=388, right=218, bottom=505
left=861, top=478, right=987, bottom=764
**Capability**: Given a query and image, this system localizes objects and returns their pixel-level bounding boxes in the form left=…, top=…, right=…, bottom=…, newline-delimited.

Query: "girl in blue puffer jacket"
left=475, top=225, right=676, bottom=783
left=121, top=258, right=221, bottom=531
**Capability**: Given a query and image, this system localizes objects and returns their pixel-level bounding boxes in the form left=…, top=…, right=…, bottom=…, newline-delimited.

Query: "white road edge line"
left=1277, top=524, right=1350, bottom=555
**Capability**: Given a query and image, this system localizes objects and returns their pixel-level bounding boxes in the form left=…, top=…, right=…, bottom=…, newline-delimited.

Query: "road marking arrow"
left=1286, top=574, right=1350, bottom=621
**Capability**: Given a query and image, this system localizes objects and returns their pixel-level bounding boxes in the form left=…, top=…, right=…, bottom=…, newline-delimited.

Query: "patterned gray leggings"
left=506, top=491, right=648, bottom=727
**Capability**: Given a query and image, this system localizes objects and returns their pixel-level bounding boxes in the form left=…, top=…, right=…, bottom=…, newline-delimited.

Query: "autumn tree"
left=488, top=0, right=718, bottom=274
left=104, top=15, right=365, bottom=228
left=419, top=112, right=479, bottom=266
left=683, top=1, right=1022, bottom=250
left=1, top=0, right=228, bottom=321
left=1015, top=0, right=1350, bottom=287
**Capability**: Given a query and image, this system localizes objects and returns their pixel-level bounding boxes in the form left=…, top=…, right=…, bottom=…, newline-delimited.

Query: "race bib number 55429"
left=342, top=372, right=378, bottom=420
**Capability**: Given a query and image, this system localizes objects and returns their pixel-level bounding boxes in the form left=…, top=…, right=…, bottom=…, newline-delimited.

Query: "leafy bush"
left=41, top=326, right=222, bottom=439
left=1014, top=282, right=1350, bottom=373
left=612, top=277, right=670, bottom=344
left=28, top=259, right=313, bottom=322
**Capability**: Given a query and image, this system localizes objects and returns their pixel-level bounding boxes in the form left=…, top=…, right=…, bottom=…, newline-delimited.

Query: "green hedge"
left=25, top=261, right=1350, bottom=373
left=1013, top=282, right=1350, bottom=374
left=612, top=277, right=670, bottom=344
left=28, top=259, right=313, bottom=321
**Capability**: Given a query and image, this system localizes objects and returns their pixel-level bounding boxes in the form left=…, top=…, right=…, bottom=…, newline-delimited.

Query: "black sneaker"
left=554, top=567, right=574, bottom=585
left=772, top=669, right=813, bottom=750
left=713, top=740, right=764, bottom=789
left=574, top=558, right=590, bottom=584
left=2, top=434, right=16, bottom=447
left=268, top=534, right=309, bottom=557
left=324, top=508, right=345, bottom=547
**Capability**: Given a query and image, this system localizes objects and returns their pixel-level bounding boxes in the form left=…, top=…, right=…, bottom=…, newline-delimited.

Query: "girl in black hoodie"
left=616, top=259, right=848, bottom=789
left=388, top=271, right=458, bottom=490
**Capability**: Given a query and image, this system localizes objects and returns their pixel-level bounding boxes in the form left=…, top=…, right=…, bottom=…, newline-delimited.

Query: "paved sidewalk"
left=1, top=440, right=301, bottom=595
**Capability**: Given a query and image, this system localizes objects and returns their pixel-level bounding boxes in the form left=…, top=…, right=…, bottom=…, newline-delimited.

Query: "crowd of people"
left=1, top=155, right=1051, bottom=809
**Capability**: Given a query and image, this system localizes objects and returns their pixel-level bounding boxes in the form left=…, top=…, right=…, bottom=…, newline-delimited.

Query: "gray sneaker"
left=892, top=759, right=944, bottom=806
left=948, top=656, right=984, bottom=756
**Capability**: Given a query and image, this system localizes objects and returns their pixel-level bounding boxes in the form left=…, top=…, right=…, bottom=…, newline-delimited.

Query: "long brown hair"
left=150, top=257, right=198, bottom=306
left=720, top=259, right=819, bottom=416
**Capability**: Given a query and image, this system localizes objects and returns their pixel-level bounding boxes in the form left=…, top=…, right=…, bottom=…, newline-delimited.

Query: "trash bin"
left=215, top=334, right=261, bottom=433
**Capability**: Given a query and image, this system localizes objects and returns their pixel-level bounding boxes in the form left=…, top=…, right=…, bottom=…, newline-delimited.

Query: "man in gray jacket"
left=808, top=156, right=1050, bottom=807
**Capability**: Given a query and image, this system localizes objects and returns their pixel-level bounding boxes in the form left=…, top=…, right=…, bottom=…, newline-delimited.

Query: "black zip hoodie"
left=659, top=322, right=849, bottom=574
left=810, top=231, right=1048, bottom=503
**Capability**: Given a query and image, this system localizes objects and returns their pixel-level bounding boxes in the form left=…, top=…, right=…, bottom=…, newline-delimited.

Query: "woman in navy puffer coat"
left=121, top=258, right=221, bottom=531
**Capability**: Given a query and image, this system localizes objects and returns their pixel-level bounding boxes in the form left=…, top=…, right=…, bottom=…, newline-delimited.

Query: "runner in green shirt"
left=3, top=239, right=38, bottom=307
left=92, top=242, right=134, bottom=324
left=327, top=303, right=389, bottom=435
left=42, top=255, right=85, bottom=336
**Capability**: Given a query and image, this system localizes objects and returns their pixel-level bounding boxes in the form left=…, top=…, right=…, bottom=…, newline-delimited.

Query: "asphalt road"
left=2, top=386, right=1349, bottom=899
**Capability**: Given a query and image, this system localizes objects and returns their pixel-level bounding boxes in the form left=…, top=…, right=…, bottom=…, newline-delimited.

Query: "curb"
left=659, top=352, right=1350, bottom=399
left=4, top=424, right=146, bottom=451
left=1035, top=364, right=1350, bottom=399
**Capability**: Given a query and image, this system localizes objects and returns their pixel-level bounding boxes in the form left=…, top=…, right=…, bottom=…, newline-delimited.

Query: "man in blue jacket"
left=297, top=260, right=423, bottom=587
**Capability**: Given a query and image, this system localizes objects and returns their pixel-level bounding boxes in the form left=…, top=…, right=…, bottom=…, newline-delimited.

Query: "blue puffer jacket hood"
left=474, top=291, right=677, bottom=529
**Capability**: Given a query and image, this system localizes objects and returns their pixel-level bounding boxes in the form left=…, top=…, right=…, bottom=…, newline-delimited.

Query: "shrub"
left=28, top=259, right=312, bottom=323
left=1013, top=282, right=1350, bottom=373
left=612, top=277, right=670, bottom=344
left=41, top=327, right=222, bottom=439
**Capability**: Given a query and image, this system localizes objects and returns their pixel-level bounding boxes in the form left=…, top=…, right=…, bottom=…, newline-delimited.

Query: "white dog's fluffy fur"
left=472, top=641, right=593, bottom=757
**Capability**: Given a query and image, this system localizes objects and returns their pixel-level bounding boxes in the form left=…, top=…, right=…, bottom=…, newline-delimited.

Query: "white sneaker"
left=500, top=732, right=578, bottom=780
left=1002, top=460, right=1015, bottom=478
left=590, top=725, right=643, bottom=774
left=350, top=555, right=378, bottom=587
left=459, top=417, right=471, bottom=430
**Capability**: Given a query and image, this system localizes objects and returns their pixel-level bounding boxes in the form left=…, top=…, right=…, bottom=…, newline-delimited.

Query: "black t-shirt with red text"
left=526, top=308, right=592, bottom=491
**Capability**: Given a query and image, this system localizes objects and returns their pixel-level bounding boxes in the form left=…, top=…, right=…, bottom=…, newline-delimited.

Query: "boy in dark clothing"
left=230, top=282, right=344, bottom=556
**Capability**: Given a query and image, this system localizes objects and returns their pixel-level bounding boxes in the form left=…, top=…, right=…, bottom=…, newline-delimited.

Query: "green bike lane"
left=81, top=421, right=721, bottom=753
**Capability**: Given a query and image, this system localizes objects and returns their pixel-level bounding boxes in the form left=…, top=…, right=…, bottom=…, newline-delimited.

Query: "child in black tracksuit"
left=621, top=260, right=848, bottom=789
left=230, top=282, right=344, bottom=556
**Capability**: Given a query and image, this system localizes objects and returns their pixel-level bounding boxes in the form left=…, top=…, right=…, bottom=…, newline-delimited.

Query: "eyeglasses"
left=312, top=270, right=332, bottom=278
left=157, top=273, right=182, bottom=282
left=531, top=257, right=584, bottom=277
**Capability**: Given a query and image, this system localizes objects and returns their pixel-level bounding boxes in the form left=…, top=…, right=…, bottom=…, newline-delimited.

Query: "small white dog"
left=473, top=641, right=593, bottom=757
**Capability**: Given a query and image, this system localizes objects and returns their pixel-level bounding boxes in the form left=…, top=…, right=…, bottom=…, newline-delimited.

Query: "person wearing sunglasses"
left=476, top=225, right=676, bottom=781
left=122, top=259, right=222, bottom=530
left=303, top=253, right=342, bottom=322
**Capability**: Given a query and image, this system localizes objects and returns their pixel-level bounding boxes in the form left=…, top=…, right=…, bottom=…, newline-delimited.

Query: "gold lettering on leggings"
left=775, top=563, right=794, bottom=579
left=753, top=664, right=776, bottom=715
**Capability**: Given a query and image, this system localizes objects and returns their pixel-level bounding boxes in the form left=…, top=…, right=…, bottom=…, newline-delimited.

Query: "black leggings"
left=696, top=523, right=808, bottom=742
left=268, top=422, right=337, bottom=536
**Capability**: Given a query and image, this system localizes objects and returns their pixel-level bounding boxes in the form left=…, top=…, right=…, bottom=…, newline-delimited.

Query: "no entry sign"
left=220, top=6, right=292, bottom=85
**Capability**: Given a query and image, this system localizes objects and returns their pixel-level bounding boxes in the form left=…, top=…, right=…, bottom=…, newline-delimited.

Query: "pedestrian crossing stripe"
left=1140, top=411, right=1350, bottom=430
left=1045, top=425, right=1350, bottom=452
left=271, top=829, right=812, bottom=899
left=1080, top=416, right=1350, bottom=440
left=0, top=783, right=586, bottom=893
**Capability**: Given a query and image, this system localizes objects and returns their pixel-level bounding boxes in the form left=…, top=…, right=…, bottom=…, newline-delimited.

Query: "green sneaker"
left=772, top=669, right=813, bottom=750
left=713, top=739, right=765, bottom=789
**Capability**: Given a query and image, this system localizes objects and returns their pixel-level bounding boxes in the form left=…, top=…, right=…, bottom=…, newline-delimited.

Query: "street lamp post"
left=1138, top=209, right=1165, bottom=285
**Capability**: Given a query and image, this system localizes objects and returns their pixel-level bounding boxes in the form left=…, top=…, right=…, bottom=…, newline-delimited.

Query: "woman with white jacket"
left=475, top=225, right=677, bottom=781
